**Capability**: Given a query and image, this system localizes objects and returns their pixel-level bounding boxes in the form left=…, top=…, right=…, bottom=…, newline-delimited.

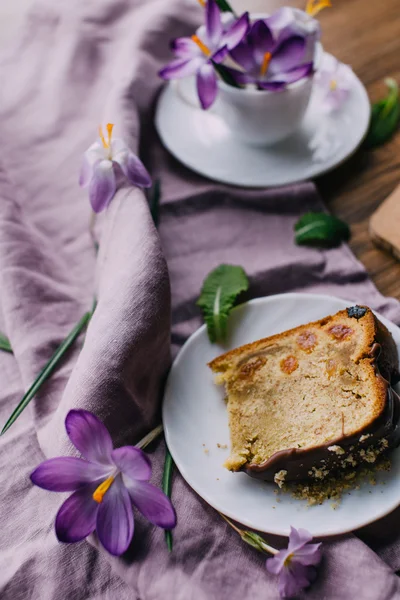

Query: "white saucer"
left=163, top=293, right=400, bottom=537
left=155, top=53, right=370, bottom=187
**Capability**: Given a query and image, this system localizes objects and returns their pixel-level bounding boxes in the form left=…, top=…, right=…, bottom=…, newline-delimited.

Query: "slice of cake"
left=209, top=305, right=400, bottom=484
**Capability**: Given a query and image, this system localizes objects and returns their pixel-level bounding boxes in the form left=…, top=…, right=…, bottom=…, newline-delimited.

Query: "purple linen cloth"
left=0, top=0, right=400, bottom=598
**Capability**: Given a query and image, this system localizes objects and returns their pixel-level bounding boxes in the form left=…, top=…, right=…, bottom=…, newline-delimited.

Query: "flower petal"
left=269, top=35, right=306, bottom=74
left=293, top=543, right=322, bottom=566
left=265, top=7, right=295, bottom=34
left=79, top=156, right=95, bottom=188
left=211, top=45, right=228, bottom=64
left=260, top=63, right=313, bottom=89
left=65, top=410, right=114, bottom=466
left=278, top=562, right=315, bottom=598
left=258, top=80, right=286, bottom=91
left=55, top=485, right=98, bottom=543
left=248, top=20, right=274, bottom=65
left=31, top=457, right=110, bottom=492
left=288, top=526, right=313, bottom=552
left=223, top=12, right=249, bottom=50
left=196, top=63, right=217, bottom=110
left=125, top=479, right=176, bottom=529
left=171, top=37, right=200, bottom=59
left=96, top=476, right=134, bottom=556
left=88, top=159, right=116, bottom=213
left=206, top=0, right=223, bottom=47
left=159, top=57, right=204, bottom=80
left=111, top=446, right=152, bottom=482
left=266, top=549, right=288, bottom=575
left=230, top=41, right=256, bottom=72
left=113, top=151, right=151, bottom=188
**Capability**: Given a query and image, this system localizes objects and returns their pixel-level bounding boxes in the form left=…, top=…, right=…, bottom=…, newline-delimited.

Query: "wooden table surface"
left=235, top=0, right=400, bottom=299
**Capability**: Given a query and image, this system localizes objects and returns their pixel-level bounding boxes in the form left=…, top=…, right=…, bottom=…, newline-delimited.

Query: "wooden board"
left=370, top=184, right=400, bottom=262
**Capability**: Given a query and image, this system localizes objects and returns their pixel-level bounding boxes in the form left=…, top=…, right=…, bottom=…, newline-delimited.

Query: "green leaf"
left=365, top=78, right=400, bottom=148
left=149, top=179, right=161, bottom=227
left=0, top=332, right=12, bottom=353
left=212, top=62, right=241, bottom=89
left=294, top=212, right=350, bottom=247
left=1, top=311, right=91, bottom=435
left=162, top=447, right=175, bottom=552
left=197, top=264, right=249, bottom=343
left=215, top=0, right=234, bottom=13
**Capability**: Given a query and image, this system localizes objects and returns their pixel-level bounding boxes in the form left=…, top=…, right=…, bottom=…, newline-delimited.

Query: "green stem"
left=162, top=447, right=175, bottom=551
left=1, top=311, right=91, bottom=435
left=219, top=513, right=278, bottom=555
left=136, top=424, right=164, bottom=450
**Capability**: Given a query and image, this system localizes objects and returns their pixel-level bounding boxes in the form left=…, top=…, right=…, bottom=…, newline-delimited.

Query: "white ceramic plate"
left=163, top=293, right=400, bottom=538
left=155, top=52, right=370, bottom=188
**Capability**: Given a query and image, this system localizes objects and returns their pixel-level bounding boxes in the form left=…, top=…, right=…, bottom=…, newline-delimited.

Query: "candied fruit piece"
left=328, top=324, right=353, bottom=340
left=347, top=305, right=367, bottom=319
left=280, top=355, right=298, bottom=374
left=238, top=356, right=266, bottom=379
left=297, top=331, right=317, bottom=352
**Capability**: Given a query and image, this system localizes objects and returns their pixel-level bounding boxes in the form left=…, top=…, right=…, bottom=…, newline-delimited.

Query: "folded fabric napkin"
left=1, top=0, right=400, bottom=598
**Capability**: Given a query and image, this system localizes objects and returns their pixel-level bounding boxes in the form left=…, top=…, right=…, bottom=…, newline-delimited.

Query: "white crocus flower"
left=80, top=123, right=151, bottom=213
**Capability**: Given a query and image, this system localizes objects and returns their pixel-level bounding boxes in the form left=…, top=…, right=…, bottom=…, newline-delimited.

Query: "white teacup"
left=214, top=73, right=315, bottom=146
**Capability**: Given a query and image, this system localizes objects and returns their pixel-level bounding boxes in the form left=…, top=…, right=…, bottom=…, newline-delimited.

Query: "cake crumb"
left=204, top=448, right=209, bottom=455
left=309, top=466, right=329, bottom=479
left=359, top=434, right=371, bottom=443
left=344, top=454, right=357, bottom=467
left=328, top=445, right=345, bottom=455
left=274, top=470, right=287, bottom=488
left=285, top=456, right=391, bottom=507
left=217, top=443, right=228, bottom=449
left=360, top=448, right=378, bottom=463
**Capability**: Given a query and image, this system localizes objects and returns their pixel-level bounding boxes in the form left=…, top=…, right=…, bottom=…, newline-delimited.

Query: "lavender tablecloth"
left=1, top=0, right=400, bottom=598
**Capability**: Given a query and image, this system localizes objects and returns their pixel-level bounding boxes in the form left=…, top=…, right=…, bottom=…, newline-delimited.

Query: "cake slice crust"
left=209, top=306, right=400, bottom=482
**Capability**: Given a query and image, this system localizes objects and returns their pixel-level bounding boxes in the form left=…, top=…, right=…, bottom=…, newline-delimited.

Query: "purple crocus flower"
left=266, top=527, right=322, bottom=599
left=265, top=6, right=320, bottom=63
left=80, top=123, right=152, bottom=213
left=31, top=410, right=176, bottom=556
left=159, top=0, right=249, bottom=109
left=229, top=20, right=314, bottom=91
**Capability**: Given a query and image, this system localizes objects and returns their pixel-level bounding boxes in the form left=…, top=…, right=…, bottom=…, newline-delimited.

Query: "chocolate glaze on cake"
left=243, top=311, right=400, bottom=483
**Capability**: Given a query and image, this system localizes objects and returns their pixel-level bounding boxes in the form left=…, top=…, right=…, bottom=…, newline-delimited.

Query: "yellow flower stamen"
left=330, top=79, right=337, bottom=91
left=197, top=0, right=206, bottom=6
left=305, top=0, right=332, bottom=17
left=98, top=123, right=114, bottom=149
left=93, top=476, right=115, bottom=503
left=284, top=553, right=294, bottom=567
left=191, top=34, right=211, bottom=57
left=260, top=52, right=272, bottom=77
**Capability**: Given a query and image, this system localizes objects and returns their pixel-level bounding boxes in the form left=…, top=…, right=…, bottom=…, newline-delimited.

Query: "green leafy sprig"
left=215, top=0, right=235, bottom=14
left=365, top=78, right=400, bottom=148
left=294, top=212, right=350, bottom=247
left=212, top=62, right=241, bottom=88
left=0, top=332, right=12, bottom=353
left=197, top=264, right=249, bottom=343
